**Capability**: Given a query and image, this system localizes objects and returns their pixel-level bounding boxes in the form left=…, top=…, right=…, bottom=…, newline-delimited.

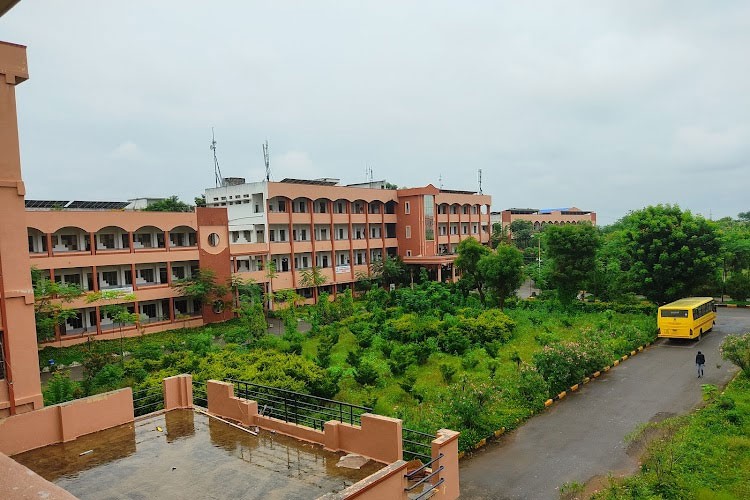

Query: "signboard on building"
left=335, top=265, right=351, bottom=274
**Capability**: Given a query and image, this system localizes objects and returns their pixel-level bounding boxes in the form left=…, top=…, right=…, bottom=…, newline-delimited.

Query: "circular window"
left=207, top=233, right=220, bottom=247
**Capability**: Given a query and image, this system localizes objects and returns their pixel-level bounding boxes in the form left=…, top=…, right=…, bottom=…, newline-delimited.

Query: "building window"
left=405, top=202, right=410, bottom=214
left=406, top=250, right=412, bottom=257
left=278, top=200, right=286, bottom=212
left=424, top=194, right=434, bottom=240
left=405, top=226, right=411, bottom=239
left=279, top=229, right=287, bottom=242
left=472, top=224, right=478, bottom=234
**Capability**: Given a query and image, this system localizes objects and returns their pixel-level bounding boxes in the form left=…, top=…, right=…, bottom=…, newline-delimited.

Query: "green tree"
left=143, top=195, right=194, bottom=212
left=544, top=223, right=600, bottom=305
left=613, top=205, right=720, bottom=304
left=86, top=290, right=141, bottom=362
left=32, top=267, right=84, bottom=343
left=194, top=195, right=207, bottom=207
left=725, top=272, right=750, bottom=301
left=509, top=220, right=534, bottom=249
left=490, top=222, right=508, bottom=249
left=370, top=255, right=406, bottom=288
left=455, top=237, right=491, bottom=303
left=299, top=266, right=328, bottom=301
left=172, top=269, right=229, bottom=312
left=478, top=244, right=524, bottom=310
left=738, top=211, right=750, bottom=222
left=720, top=333, right=750, bottom=375
left=235, top=296, right=268, bottom=342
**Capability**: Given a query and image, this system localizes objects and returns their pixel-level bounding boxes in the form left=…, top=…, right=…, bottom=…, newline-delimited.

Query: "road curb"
left=459, top=338, right=655, bottom=460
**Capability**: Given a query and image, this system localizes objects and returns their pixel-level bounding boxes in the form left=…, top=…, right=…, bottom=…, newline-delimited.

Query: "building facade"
left=206, top=179, right=492, bottom=299
left=491, top=207, right=596, bottom=233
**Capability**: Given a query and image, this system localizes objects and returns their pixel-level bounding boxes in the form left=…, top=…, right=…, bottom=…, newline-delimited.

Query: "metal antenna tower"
left=439, top=174, right=443, bottom=189
left=210, top=128, right=223, bottom=188
left=478, top=169, right=483, bottom=194
left=263, top=140, right=271, bottom=181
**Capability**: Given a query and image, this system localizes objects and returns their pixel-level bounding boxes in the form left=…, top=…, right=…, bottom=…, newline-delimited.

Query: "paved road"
left=460, top=308, right=748, bottom=499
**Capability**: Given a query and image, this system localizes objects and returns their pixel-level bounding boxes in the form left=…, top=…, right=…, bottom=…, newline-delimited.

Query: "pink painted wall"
left=0, top=387, right=133, bottom=456
left=0, top=451, right=77, bottom=500
left=205, top=380, right=402, bottom=464
left=431, top=429, right=460, bottom=500
left=163, top=374, right=193, bottom=411
left=0, top=41, right=43, bottom=417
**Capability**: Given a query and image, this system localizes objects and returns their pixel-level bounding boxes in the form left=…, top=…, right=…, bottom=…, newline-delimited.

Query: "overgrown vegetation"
left=592, top=373, right=750, bottom=499
left=40, top=281, right=655, bottom=452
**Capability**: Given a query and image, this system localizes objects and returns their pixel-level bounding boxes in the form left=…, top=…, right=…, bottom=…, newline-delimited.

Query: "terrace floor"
left=13, top=409, right=383, bottom=499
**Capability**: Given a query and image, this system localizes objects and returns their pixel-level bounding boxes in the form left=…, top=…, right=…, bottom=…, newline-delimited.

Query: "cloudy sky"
left=3, top=1, right=749, bottom=225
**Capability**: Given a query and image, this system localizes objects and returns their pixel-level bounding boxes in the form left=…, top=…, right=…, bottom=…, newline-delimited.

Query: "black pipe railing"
left=226, top=379, right=371, bottom=430
left=193, top=380, right=207, bottom=407
left=402, top=427, right=434, bottom=462
left=405, top=453, right=444, bottom=500
left=132, top=387, right=163, bottom=417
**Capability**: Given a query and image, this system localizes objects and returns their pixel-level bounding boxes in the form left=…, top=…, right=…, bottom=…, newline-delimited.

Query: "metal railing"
left=227, top=379, right=371, bottom=430
left=193, top=380, right=207, bottom=407
left=132, top=387, right=164, bottom=417
left=403, top=427, right=435, bottom=462
left=405, top=453, right=444, bottom=500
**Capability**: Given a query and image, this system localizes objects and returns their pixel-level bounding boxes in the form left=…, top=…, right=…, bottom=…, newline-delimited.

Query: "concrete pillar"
left=431, top=429, right=460, bottom=500
left=163, top=374, right=193, bottom=411
left=0, top=41, right=43, bottom=415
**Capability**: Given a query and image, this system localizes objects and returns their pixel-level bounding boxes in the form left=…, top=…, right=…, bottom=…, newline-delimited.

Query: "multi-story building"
left=206, top=178, right=492, bottom=299
left=24, top=207, right=234, bottom=347
left=491, top=206, right=596, bottom=233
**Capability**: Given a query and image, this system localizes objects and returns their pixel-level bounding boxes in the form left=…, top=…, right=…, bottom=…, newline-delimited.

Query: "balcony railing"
left=227, top=379, right=371, bottom=431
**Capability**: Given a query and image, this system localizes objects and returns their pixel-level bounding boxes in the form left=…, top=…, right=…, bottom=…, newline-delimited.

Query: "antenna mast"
left=211, top=128, right=223, bottom=188
left=263, top=140, right=271, bottom=181
left=478, top=169, right=483, bottom=194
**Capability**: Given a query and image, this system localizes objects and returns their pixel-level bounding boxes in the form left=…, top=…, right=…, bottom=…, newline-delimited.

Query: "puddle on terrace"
left=13, top=409, right=383, bottom=500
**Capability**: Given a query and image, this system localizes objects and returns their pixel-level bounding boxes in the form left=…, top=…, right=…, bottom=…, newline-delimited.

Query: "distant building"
left=491, top=207, right=596, bottom=233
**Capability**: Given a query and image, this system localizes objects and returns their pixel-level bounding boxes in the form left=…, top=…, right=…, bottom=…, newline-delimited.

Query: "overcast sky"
left=2, top=1, right=749, bottom=225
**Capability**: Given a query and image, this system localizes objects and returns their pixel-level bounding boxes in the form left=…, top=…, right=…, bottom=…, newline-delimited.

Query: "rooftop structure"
left=491, top=206, right=596, bottom=233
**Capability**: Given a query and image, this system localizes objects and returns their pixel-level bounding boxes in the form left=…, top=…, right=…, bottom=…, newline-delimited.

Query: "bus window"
left=661, top=310, right=688, bottom=318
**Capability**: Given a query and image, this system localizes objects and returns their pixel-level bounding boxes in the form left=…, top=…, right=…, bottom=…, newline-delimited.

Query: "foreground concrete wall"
left=163, top=374, right=193, bottom=411
left=0, top=387, right=133, bottom=456
left=0, top=451, right=76, bottom=500
left=0, top=41, right=44, bottom=417
left=205, top=380, right=402, bottom=464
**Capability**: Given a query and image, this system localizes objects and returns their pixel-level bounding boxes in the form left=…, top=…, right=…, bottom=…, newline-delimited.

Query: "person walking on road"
left=695, top=351, right=706, bottom=378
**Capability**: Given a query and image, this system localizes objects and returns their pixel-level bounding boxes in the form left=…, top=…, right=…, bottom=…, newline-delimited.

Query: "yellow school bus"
left=657, top=297, right=717, bottom=339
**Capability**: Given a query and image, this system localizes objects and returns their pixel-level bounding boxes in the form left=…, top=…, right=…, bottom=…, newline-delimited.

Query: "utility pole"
left=263, top=140, right=271, bottom=181
left=211, top=128, right=223, bottom=188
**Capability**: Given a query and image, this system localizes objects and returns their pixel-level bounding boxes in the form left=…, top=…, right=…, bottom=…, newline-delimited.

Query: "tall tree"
left=478, top=244, right=525, bottom=310
left=32, top=268, right=84, bottom=343
left=299, top=266, right=328, bottom=301
left=143, top=195, right=194, bottom=212
left=544, top=223, right=600, bottom=305
left=509, top=220, right=534, bottom=249
left=614, top=205, right=720, bottom=304
left=455, top=237, right=491, bottom=302
left=172, top=269, right=229, bottom=312
left=370, top=255, right=406, bottom=288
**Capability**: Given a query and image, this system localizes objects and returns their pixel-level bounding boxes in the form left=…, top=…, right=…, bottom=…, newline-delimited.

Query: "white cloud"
left=110, top=141, right=143, bottom=161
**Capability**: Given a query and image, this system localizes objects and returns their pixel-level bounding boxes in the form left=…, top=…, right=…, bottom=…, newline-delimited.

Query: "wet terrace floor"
left=13, top=409, right=383, bottom=500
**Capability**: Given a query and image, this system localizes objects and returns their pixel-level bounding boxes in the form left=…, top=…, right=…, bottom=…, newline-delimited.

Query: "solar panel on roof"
left=66, top=200, right=130, bottom=210
left=280, top=178, right=339, bottom=186
left=25, top=200, right=69, bottom=208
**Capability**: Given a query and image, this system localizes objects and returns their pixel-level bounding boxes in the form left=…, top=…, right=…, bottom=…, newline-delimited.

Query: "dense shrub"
left=354, top=359, right=380, bottom=386
left=533, top=341, right=610, bottom=395
left=721, top=333, right=750, bottom=375
left=513, top=365, right=550, bottom=411
left=438, top=328, right=471, bottom=355
left=43, top=371, right=81, bottom=405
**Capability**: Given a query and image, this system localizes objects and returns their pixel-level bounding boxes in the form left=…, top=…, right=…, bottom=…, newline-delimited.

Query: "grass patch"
left=593, top=373, right=750, bottom=499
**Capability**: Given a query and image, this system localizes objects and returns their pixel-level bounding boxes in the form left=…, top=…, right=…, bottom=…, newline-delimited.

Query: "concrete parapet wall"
left=0, top=451, right=77, bottom=500
left=0, top=387, right=133, bottom=456
left=324, top=414, right=402, bottom=464
left=431, top=429, right=460, bottom=500
left=319, top=460, right=409, bottom=500
left=205, top=380, right=402, bottom=464
left=207, top=380, right=256, bottom=426
left=163, top=374, right=193, bottom=411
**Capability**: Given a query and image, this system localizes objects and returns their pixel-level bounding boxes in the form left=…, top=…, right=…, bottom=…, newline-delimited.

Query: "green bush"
left=43, top=371, right=81, bottom=405
left=438, top=328, right=470, bottom=355
left=721, top=333, right=750, bottom=375
left=354, top=359, right=380, bottom=386
left=514, top=366, right=549, bottom=410
left=439, top=363, right=457, bottom=384
left=389, top=344, right=417, bottom=375
left=533, top=341, right=609, bottom=395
